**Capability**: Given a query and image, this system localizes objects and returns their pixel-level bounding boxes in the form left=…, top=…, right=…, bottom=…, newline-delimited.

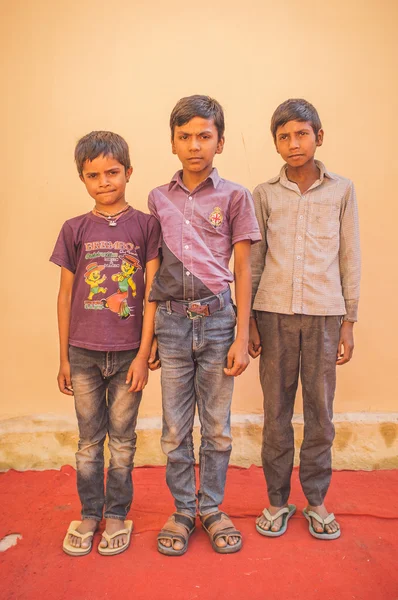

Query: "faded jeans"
left=256, top=312, right=341, bottom=507
left=69, top=345, right=142, bottom=521
left=155, top=301, right=236, bottom=517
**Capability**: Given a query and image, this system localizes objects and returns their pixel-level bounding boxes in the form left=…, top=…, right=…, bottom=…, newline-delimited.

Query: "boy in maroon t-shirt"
left=50, top=131, right=160, bottom=556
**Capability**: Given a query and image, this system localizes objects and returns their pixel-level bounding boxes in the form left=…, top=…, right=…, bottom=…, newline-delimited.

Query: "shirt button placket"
left=292, top=194, right=306, bottom=313
left=183, top=194, right=194, bottom=301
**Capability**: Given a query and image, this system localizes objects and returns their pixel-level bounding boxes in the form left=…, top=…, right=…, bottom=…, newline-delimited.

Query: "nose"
left=99, top=174, right=110, bottom=187
left=289, top=135, right=300, bottom=149
left=189, top=136, right=200, bottom=152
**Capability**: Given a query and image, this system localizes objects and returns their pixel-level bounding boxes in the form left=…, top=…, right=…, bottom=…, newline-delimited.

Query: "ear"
left=274, top=140, right=280, bottom=155
left=126, top=166, right=133, bottom=182
left=171, top=138, right=177, bottom=155
left=316, top=128, right=324, bottom=147
left=215, top=136, right=225, bottom=155
left=79, top=174, right=85, bottom=182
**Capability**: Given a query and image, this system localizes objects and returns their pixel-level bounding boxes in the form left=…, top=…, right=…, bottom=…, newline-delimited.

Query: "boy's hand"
left=126, top=356, right=149, bottom=392
left=336, top=321, right=354, bottom=365
left=148, top=336, right=161, bottom=371
left=224, top=339, right=250, bottom=377
left=248, top=317, right=262, bottom=358
left=57, top=361, right=74, bottom=396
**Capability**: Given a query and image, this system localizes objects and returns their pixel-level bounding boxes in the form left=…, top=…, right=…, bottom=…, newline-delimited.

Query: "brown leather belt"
left=160, top=288, right=232, bottom=319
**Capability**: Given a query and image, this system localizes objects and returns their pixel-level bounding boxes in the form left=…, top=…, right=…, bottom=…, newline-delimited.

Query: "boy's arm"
left=337, top=181, right=361, bottom=365
left=57, top=267, right=74, bottom=395
left=249, top=186, right=268, bottom=358
left=224, top=240, right=251, bottom=377
left=126, top=256, right=160, bottom=391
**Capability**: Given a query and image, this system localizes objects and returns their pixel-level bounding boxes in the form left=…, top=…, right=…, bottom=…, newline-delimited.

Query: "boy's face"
left=172, top=117, right=224, bottom=176
left=80, top=154, right=132, bottom=209
left=274, top=120, right=323, bottom=168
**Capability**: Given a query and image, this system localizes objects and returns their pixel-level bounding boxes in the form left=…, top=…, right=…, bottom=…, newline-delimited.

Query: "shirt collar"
left=168, top=167, right=221, bottom=191
left=268, top=160, right=337, bottom=187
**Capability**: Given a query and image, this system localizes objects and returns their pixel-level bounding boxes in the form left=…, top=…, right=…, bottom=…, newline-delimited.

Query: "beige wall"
left=1, top=0, right=397, bottom=432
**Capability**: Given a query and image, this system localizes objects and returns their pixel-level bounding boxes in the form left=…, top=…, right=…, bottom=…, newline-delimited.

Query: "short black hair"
left=271, top=99, right=322, bottom=141
left=75, top=131, right=131, bottom=176
left=170, top=95, right=225, bottom=141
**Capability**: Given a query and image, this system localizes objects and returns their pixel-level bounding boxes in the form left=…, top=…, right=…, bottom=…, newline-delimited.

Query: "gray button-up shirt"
left=251, top=161, right=361, bottom=321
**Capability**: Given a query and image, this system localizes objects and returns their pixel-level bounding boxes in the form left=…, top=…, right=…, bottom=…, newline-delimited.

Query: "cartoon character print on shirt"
left=102, top=254, right=142, bottom=319
left=83, top=241, right=142, bottom=319
left=84, top=262, right=108, bottom=300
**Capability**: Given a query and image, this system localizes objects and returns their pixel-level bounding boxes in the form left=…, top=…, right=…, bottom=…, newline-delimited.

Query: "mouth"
left=288, top=154, right=304, bottom=159
left=97, top=190, right=116, bottom=195
left=187, top=157, right=202, bottom=161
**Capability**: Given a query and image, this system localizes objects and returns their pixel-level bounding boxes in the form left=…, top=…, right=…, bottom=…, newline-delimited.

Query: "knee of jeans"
left=202, top=427, right=232, bottom=452
left=161, top=427, right=194, bottom=457
left=108, top=436, right=136, bottom=467
left=76, top=438, right=105, bottom=474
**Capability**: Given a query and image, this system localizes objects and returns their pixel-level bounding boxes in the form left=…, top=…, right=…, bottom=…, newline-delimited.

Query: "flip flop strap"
left=67, top=528, right=95, bottom=541
left=102, top=527, right=130, bottom=543
left=262, top=507, right=289, bottom=524
left=306, top=511, right=336, bottom=527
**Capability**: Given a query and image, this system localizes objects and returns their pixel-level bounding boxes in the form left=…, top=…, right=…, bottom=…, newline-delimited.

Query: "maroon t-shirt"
left=50, top=209, right=160, bottom=351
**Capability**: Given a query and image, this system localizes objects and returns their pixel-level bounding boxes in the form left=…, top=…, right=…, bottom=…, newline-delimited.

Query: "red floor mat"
left=1, top=466, right=397, bottom=600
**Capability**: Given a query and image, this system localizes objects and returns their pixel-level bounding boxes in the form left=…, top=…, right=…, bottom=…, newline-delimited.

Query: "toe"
left=215, top=537, right=227, bottom=548
left=173, top=540, right=184, bottom=551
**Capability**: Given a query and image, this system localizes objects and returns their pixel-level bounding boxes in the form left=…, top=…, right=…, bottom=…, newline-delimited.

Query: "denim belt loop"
left=218, top=291, right=225, bottom=310
left=166, top=300, right=172, bottom=314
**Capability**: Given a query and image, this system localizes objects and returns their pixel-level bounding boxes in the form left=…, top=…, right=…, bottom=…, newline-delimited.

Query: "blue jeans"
left=155, top=300, right=236, bottom=517
left=69, top=346, right=142, bottom=521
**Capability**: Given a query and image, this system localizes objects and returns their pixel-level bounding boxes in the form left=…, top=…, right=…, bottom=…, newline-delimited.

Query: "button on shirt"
left=149, top=168, right=261, bottom=301
left=251, top=161, right=361, bottom=321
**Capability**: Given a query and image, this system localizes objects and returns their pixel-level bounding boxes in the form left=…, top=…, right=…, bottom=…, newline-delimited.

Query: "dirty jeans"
left=69, top=346, right=142, bottom=521
left=155, top=301, right=236, bottom=517
left=256, top=312, right=341, bottom=507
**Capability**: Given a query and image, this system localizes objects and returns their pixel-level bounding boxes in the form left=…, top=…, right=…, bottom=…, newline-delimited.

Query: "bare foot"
left=158, top=536, right=184, bottom=551
left=307, top=503, right=340, bottom=534
left=99, top=518, right=129, bottom=550
left=68, top=518, right=98, bottom=549
left=256, top=505, right=287, bottom=533
left=214, top=534, right=240, bottom=548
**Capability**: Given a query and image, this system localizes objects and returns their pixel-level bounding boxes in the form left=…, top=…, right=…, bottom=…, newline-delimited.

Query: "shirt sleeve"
left=145, top=215, right=162, bottom=263
left=229, top=188, right=262, bottom=245
left=49, top=222, right=77, bottom=273
left=339, top=181, right=361, bottom=321
left=250, top=185, right=268, bottom=315
left=148, top=191, right=158, bottom=219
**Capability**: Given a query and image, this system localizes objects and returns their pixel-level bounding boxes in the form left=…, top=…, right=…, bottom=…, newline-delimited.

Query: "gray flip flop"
left=303, top=509, right=341, bottom=540
left=256, top=504, right=296, bottom=537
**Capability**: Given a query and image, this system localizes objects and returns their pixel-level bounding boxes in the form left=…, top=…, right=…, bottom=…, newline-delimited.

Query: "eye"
left=179, top=135, right=188, bottom=140
left=201, top=134, right=210, bottom=139
left=279, top=134, right=287, bottom=141
left=299, top=131, right=308, bottom=136
left=87, top=173, right=97, bottom=179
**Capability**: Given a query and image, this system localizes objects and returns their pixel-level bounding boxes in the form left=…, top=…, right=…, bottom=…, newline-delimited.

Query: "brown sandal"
left=157, top=513, right=195, bottom=556
left=200, top=511, right=242, bottom=554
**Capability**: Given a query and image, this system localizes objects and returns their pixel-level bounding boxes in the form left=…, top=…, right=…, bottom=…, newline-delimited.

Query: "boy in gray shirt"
left=249, top=99, right=360, bottom=540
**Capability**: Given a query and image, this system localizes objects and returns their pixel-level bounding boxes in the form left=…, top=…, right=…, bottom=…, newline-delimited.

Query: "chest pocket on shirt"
left=307, top=202, right=340, bottom=239
left=197, top=215, right=228, bottom=254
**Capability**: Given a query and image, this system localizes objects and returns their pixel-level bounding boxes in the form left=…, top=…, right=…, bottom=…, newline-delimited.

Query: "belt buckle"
left=186, top=302, right=210, bottom=319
